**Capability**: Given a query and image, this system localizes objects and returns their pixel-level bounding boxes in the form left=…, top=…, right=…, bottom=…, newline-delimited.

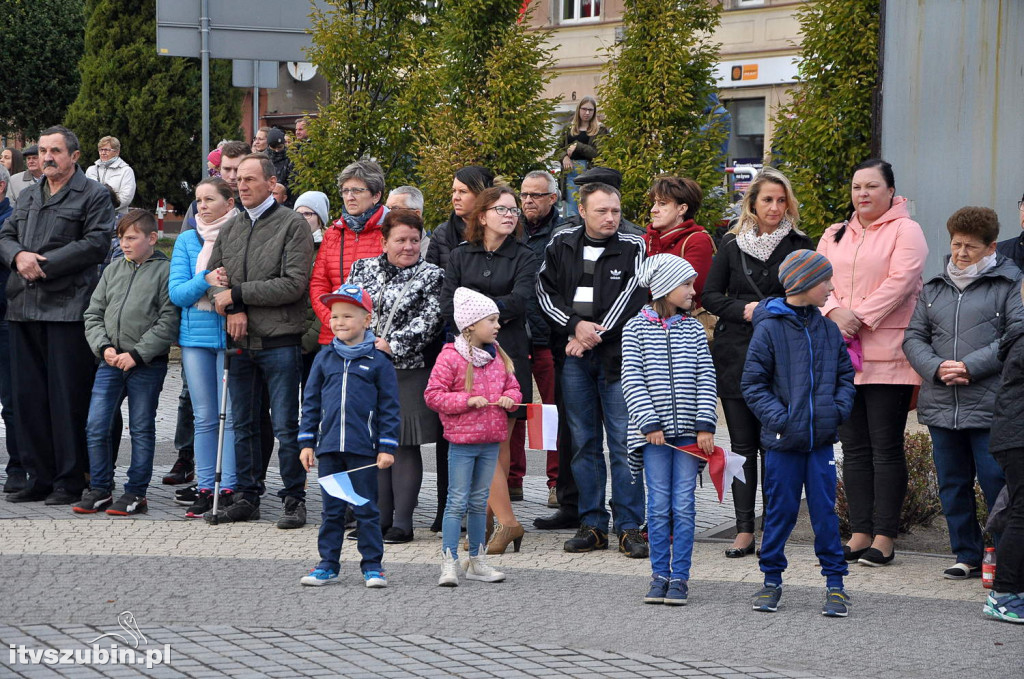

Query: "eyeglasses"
left=489, top=206, right=522, bottom=217
left=341, top=187, right=369, bottom=196
left=98, top=148, right=115, bottom=153
left=519, top=192, right=554, bottom=201
left=296, top=210, right=319, bottom=220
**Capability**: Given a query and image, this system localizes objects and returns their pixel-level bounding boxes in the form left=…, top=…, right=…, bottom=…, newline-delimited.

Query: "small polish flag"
left=526, top=404, right=559, bottom=451
left=318, top=472, right=369, bottom=506
left=678, top=444, right=747, bottom=503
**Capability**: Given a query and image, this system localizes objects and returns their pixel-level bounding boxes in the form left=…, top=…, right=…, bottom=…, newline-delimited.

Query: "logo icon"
left=88, top=611, right=148, bottom=649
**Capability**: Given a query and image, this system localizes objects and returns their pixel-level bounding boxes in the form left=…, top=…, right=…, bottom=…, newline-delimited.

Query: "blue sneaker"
left=822, top=587, right=851, bottom=617
left=644, top=575, right=669, bottom=604
left=753, top=584, right=782, bottom=612
left=984, top=592, right=1024, bottom=624
left=364, top=570, right=387, bottom=588
left=664, top=579, right=688, bottom=606
left=300, top=568, right=338, bottom=587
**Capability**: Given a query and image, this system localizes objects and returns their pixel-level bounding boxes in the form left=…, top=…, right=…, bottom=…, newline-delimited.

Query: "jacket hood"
left=931, top=252, right=1020, bottom=286
left=852, top=195, right=910, bottom=231
left=751, top=297, right=823, bottom=329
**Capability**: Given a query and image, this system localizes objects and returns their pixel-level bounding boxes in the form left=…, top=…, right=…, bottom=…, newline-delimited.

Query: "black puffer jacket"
left=520, top=207, right=565, bottom=347
left=990, top=315, right=1024, bottom=453
left=702, top=229, right=814, bottom=399
left=425, top=214, right=468, bottom=271
left=903, top=255, right=1024, bottom=430
left=0, top=166, right=114, bottom=322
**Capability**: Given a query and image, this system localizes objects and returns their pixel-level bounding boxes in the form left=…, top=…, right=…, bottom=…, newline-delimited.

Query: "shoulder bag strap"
left=739, top=249, right=766, bottom=300
left=378, top=263, right=423, bottom=341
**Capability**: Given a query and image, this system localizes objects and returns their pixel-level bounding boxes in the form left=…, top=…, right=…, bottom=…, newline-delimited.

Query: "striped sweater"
left=621, top=306, right=718, bottom=477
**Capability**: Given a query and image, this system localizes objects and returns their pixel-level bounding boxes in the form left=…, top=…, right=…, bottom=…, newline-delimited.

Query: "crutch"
left=208, top=349, right=241, bottom=524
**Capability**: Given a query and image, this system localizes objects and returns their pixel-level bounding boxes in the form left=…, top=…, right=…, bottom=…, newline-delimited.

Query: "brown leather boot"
left=486, top=521, right=525, bottom=555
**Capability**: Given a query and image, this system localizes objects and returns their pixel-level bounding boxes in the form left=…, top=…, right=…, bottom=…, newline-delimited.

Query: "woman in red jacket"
left=309, top=160, right=389, bottom=347
left=646, top=176, right=715, bottom=308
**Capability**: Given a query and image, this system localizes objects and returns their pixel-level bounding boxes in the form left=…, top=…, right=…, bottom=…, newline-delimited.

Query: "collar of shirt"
left=245, top=194, right=276, bottom=222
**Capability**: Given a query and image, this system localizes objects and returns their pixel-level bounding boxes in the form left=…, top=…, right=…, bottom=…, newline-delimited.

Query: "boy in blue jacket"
left=741, top=250, right=856, bottom=617
left=297, top=284, right=400, bottom=588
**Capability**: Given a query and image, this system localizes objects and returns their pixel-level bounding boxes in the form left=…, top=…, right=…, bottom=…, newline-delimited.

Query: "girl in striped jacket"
left=621, top=254, right=718, bottom=606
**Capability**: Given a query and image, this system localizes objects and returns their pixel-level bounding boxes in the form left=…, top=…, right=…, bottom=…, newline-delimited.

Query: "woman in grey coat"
left=903, top=206, right=1024, bottom=580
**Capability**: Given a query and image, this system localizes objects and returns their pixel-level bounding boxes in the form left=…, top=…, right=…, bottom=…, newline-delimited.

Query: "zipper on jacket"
left=114, top=261, right=142, bottom=351
left=339, top=358, right=350, bottom=452
left=665, top=325, right=680, bottom=435
left=848, top=228, right=867, bottom=310
left=952, top=290, right=963, bottom=428
left=803, top=323, right=815, bottom=450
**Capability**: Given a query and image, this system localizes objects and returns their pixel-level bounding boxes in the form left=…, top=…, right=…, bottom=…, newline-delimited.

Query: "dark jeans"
left=551, top=342, right=578, bottom=511
left=85, top=361, right=168, bottom=496
left=317, top=451, right=383, bottom=573
left=722, top=397, right=765, bottom=534
left=228, top=345, right=305, bottom=504
left=9, top=321, right=95, bottom=494
left=173, top=367, right=195, bottom=462
left=991, top=448, right=1024, bottom=592
left=929, top=426, right=1005, bottom=565
left=839, top=384, right=914, bottom=538
left=0, top=318, right=24, bottom=478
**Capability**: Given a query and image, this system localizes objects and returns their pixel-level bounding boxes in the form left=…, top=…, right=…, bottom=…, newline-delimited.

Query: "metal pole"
left=201, top=0, right=210, bottom=176
left=253, top=60, right=260, bottom=140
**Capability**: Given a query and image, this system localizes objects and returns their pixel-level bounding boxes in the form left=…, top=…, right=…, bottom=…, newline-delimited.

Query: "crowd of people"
left=1, top=113, right=1023, bottom=624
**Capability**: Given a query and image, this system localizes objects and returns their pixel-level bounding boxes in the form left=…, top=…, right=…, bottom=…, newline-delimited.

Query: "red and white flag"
left=526, top=404, right=558, bottom=451
left=678, top=444, right=747, bottom=503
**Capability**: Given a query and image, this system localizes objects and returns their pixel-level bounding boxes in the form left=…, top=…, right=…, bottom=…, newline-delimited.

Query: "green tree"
left=770, top=0, right=880, bottom=239
left=0, top=0, right=84, bottom=139
left=405, top=0, right=557, bottom=227
left=290, top=0, right=435, bottom=199
left=64, top=0, right=242, bottom=210
left=596, top=0, right=728, bottom=224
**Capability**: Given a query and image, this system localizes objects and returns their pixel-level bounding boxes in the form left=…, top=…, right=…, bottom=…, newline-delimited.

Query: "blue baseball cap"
left=319, top=284, right=373, bottom=313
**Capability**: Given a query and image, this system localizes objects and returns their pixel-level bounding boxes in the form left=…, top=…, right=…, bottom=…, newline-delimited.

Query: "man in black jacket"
left=0, top=126, right=114, bottom=504
left=995, top=193, right=1024, bottom=272
left=536, top=182, right=649, bottom=558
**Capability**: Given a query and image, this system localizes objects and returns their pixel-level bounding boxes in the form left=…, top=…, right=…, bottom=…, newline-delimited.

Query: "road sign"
left=232, top=60, right=279, bottom=89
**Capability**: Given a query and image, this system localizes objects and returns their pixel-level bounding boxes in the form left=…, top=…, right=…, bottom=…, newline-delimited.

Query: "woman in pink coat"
left=817, top=159, right=929, bottom=567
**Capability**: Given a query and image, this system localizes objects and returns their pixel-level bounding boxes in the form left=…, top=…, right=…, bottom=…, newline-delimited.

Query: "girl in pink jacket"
left=425, top=287, right=521, bottom=587
left=816, top=159, right=929, bottom=568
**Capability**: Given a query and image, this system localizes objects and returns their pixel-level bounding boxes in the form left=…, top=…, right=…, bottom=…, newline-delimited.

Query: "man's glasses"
left=489, top=206, right=522, bottom=217
left=519, top=192, right=554, bottom=201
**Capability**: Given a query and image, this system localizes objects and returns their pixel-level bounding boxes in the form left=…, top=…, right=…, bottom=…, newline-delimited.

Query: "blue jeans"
left=228, top=345, right=305, bottom=503
left=644, top=437, right=699, bottom=580
left=562, top=353, right=645, bottom=533
left=443, top=442, right=500, bottom=558
left=182, top=347, right=236, bottom=491
left=928, top=426, right=1005, bottom=565
left=316, top=451, right=383, bottom=573
left=563, top=160, right=587, bottom=217
left=85, top=361, right=168, bottom=496
left=0, top=318, right=24, bottom=477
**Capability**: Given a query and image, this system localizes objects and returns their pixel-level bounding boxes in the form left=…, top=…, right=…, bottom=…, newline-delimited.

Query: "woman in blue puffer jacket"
left=169, top=177, right=239, bottom=518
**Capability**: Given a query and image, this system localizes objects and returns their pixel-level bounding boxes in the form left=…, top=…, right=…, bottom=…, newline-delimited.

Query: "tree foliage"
left=596, top=0, right=728, bottom=224
left=64, top=0, right=242, bottom=210
left=770, top=0, right=880, bottom=239
left=0, top=0, right=84, bottom=139
left=404, top=0, right=558, bottom=227
left=289, top=0, right=434, bottom=200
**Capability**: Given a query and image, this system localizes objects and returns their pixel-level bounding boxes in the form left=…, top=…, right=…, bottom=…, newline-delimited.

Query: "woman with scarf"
left=903, top=206, right=1020, bottom=579
left=645, top=176, right=715, bottom=308
left=168, top=177, right=239, bottom=517
left=703, top=168, right=813, bottom=559
left=347, top=210, right=445, bottom=543
left=309, top=160, right=389, bottom=348
left=817, top=159, right=929, bottom=567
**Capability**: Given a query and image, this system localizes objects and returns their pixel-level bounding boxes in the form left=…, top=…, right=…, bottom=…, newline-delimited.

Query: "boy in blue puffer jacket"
left=741, top=250, right=856, bottom=617
left=297, top=284, right=401, bottom=589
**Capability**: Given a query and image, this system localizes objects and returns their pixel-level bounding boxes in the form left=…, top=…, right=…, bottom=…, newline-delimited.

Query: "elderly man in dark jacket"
left=0, top=165, right=26, bottom=494
left=203, top=154, right=314, bottom=528
left=0, top=126, right=114, bottom=504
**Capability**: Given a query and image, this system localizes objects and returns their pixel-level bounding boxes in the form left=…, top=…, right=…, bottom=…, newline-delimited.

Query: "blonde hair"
left=570, top=96, right=601, bottom=137
left=98, top=136, right=121, bottom=153
left=730, top=167, right=802, bottom=235
left=461, top=328, right=516, bottom=393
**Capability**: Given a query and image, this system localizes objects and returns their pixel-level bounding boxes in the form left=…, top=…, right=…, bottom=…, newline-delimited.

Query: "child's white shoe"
left=461, top=548, right=505, bottom=583
left=439, top=548, right=460, bottom=587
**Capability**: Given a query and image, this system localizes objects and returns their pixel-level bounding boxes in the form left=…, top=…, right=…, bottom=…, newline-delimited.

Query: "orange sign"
left=742, top=64, right=759, bottom=80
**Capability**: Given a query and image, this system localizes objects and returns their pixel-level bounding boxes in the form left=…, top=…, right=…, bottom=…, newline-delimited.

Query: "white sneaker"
left=461, top=548, right=505, bottom=583
left=439, top=548, right=460, bottom=587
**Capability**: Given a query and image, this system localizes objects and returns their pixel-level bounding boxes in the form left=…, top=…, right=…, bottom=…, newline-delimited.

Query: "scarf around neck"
left=331, top=330, right=377, bottom=359
left=735, top=216, right=794, bottom=262
left=343, top=203, right=383, bottom=234
left=194, top=208, right=238, bottom=311
left=947, top=252, right=998, bottom=290
left=455, top=335, right=496, bottom=368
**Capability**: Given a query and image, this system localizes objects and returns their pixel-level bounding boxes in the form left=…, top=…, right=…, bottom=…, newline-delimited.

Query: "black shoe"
left=6, top=486, right=50, bottom=503
left=346, top=528, right=359, bottom=541
left=564, top=525, right=608, bottom=552
left=205, top=497, right=260, bottom=524
left=72, top=488, right=114, bottom=514
left=3, top=472, right=28, bottom=493
left=858, top=547, right=895, bottom=567
left=105, top=492, right=148, bottom=515
left=843, top=544, right=870, bottom=562
left=618, top=528, right=649, bottom=559
left=162, top=458, right=195, bottom=485
left=508, top=486, right=524, bottom=502
left=383, top=526, right=414, bottom=544
left=276, top=497, right=307, bottom=529
left=533, top=509, right=580, bottom=530
left=174, top=484, right=199, bottom=506
left=726, top=539, right=757, bottom=559
left=44, top=488, right=80, bottom=505
left=429, top=516, right=443, bottom=533
left=185, top=489, right=214, bottom=518
left=344, top=505, right=356, bottom=530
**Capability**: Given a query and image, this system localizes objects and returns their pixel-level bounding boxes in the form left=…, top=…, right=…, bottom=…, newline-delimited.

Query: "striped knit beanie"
left=637, top=254, right=697, bottom=300
left=778, top=249, right=833, bottom=296
left=454, top=287, right=499, bottom=332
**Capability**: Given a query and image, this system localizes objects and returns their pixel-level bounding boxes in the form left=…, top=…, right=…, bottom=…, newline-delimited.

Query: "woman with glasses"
left=85, top=136, right=136, bottom=216
left=440, top=186, right=539, bottom=554
left=309, top=160, right=389, bottom=349
left=995, top=193, right=1024, bottom=272
left=559, top=96, right=608, bottom=217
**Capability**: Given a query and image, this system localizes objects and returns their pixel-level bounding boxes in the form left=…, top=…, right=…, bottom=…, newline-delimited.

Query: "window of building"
left=561, top=0, right=601, bottom=23
left=725, top=98, right=766, bottom=165
left=725, top=0, right=765, bottom=9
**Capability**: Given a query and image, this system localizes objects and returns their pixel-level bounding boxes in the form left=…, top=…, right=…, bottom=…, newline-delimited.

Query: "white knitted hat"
left=637, top=254, right=697, bottom=299
left=454, top=287, right=499, bottom=332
